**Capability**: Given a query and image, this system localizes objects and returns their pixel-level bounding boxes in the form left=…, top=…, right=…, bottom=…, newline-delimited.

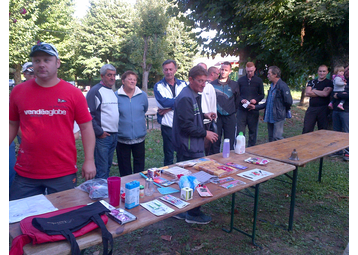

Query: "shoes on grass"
left=185, top=212, right=212, bottom=224
left=172, top=212, right=186, bottom=220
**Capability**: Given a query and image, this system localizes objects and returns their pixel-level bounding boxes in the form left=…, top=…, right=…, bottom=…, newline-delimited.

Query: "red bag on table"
left=10, top=201, right=112, bottom=255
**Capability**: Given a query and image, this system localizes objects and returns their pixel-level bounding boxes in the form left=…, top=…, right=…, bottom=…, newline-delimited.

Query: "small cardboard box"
left=180, top=187, right=193, bottom=201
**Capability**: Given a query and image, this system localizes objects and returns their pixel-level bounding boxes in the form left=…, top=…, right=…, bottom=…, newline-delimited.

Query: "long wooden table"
left=246, top=129, right=349, bottom=231
left=9, top=153, right=295, bottom=255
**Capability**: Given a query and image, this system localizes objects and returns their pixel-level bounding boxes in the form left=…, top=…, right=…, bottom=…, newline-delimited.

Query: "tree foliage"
left=129, top=0, right=170, bottom=92
left=172, top=0, right=349, bottom=86
left=76, top=0, right=134, bottom=83
left=9, top=0, right=75, bottom=84
left=9, top=0, right=199, bottom=88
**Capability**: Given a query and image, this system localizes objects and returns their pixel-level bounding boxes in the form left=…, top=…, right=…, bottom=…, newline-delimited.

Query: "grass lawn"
left=74, top=102, right=348, bottom=254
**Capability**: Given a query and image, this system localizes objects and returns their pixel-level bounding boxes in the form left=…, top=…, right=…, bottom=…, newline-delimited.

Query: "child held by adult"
left=328, top=66, right=347, bottom=110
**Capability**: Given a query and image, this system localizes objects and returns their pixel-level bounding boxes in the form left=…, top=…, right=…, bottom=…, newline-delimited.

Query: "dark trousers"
left=10, top=173, right=77, bottom=201
left=236, top=109, right=259, bottom=147
left=267, top=120, right=285, bottom=142
left=161, top=125, right=175, bottom=166
left=332, top=110, right=349, bottom=153
left=116, top=140, right=145, bottom=177
left=203, top=122, right=213, bottom=156
left=302, top=105, right=330, bottom=134
left=176, top=153, right=201, bottom=216
left=212, top=113, right=236, bottom=154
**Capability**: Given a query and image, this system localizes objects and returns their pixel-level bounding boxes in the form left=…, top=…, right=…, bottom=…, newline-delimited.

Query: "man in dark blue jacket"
left=248, top=66, right=292, bottom=142
left=172, top=65, right=218, bottom=224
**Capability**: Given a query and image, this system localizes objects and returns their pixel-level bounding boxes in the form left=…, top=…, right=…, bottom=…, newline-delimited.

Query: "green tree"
left=9, top=0, right=39, bottom=84
left=166, top=16, right=200, bottom=81
left=172, top=0, right=349, bottom=92
left=129, top=0, right=170, bottom=92
left=9, top=0, right=76, bottom=83
left=76, top=0, right=134, bottom=84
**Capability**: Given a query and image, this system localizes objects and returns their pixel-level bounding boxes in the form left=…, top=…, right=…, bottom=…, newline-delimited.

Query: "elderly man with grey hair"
left=86, top=64, right=119, bottom=179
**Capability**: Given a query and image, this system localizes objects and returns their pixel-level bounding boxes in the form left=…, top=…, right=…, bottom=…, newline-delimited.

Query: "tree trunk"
left=14, top=64, right=22, bottom=85
left=299, top=87, right=306, bottom=106
left=141, top=36, right=148, bottom=92
left=142, top=70, right=150, bottom=93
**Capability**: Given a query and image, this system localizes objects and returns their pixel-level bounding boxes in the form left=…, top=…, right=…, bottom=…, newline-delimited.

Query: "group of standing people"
left=302, top=64, right=349, bottom=160
left=9, top=41, right=349, bottom=213
left=85, top=65, right=148, bottom=180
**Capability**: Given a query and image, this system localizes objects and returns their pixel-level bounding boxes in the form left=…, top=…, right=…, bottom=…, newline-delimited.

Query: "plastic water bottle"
left=235, top=132, right=245, bottom=154
left=222, top=138, right=230, bottom=158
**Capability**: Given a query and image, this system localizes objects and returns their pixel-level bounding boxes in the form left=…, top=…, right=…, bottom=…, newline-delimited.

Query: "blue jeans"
left=161, top=125, right=175, bottom=166
left=267, top=120, right=285, bottom=142
left=332, top=111, right=349, bottom=153
left=9, top=141, right=16, bottom=190
left=94, top=134, right=118, bottom=179
left=332, top=111, right=349, bottom=133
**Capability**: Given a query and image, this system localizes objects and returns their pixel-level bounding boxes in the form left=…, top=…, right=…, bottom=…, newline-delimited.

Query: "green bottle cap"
left=239, top=132, right=243, bottom=136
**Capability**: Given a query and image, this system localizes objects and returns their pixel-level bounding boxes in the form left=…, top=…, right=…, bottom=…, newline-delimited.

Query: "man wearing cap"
left=86, top=64, right=119, bottom=179
left=22, top=62, right=35, bottom=81
left=9, top=42, right=96, bottom=200
left=9, top=62, right=36, bottom=189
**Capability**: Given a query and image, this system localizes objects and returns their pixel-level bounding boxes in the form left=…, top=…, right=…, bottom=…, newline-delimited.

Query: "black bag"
left=32, top=201, right=113, bottom=255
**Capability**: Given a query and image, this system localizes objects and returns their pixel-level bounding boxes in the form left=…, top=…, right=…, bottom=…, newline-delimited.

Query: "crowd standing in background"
left=9, top=41, right=349, bottom=203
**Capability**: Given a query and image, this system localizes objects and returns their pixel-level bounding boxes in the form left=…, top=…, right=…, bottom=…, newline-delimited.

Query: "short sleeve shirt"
left=307, top=78, right=333, bottom=107
left=9, top=79, right=92, bottom=179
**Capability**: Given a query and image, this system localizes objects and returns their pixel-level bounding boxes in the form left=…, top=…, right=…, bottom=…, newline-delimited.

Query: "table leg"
left=222, top=192, right=236, bottom=233
left=318, top=157, right=323, bottom=182
left=222, top=184, right=260, bottom=247
left=288, top=167, right=298, bottom=231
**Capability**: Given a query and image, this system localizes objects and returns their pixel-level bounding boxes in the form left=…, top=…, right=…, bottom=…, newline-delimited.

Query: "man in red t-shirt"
left=9, top=42, right=96, bottom=200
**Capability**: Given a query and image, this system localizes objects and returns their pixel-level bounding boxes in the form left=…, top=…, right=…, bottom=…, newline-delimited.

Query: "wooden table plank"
left=9, top=152, right=295, bottom=255
left=246, top=130, right=349, bottom=166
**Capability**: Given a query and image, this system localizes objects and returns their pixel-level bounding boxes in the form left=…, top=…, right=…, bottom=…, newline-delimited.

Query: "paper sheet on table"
left=190, top=171, right=218, bottom=184
left=9, top=194, right=58, bottom=223
left=237, top=168, right=274, bottom=181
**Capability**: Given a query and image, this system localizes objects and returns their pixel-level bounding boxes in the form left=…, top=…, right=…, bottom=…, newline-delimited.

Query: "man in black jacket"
left=248, top=66, right=292, bottom=142
left=172, top=65, right=218, bottom=224
left=237, top=62, right=264, bottom=147
left=211, top=62, right=240, bottom=153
